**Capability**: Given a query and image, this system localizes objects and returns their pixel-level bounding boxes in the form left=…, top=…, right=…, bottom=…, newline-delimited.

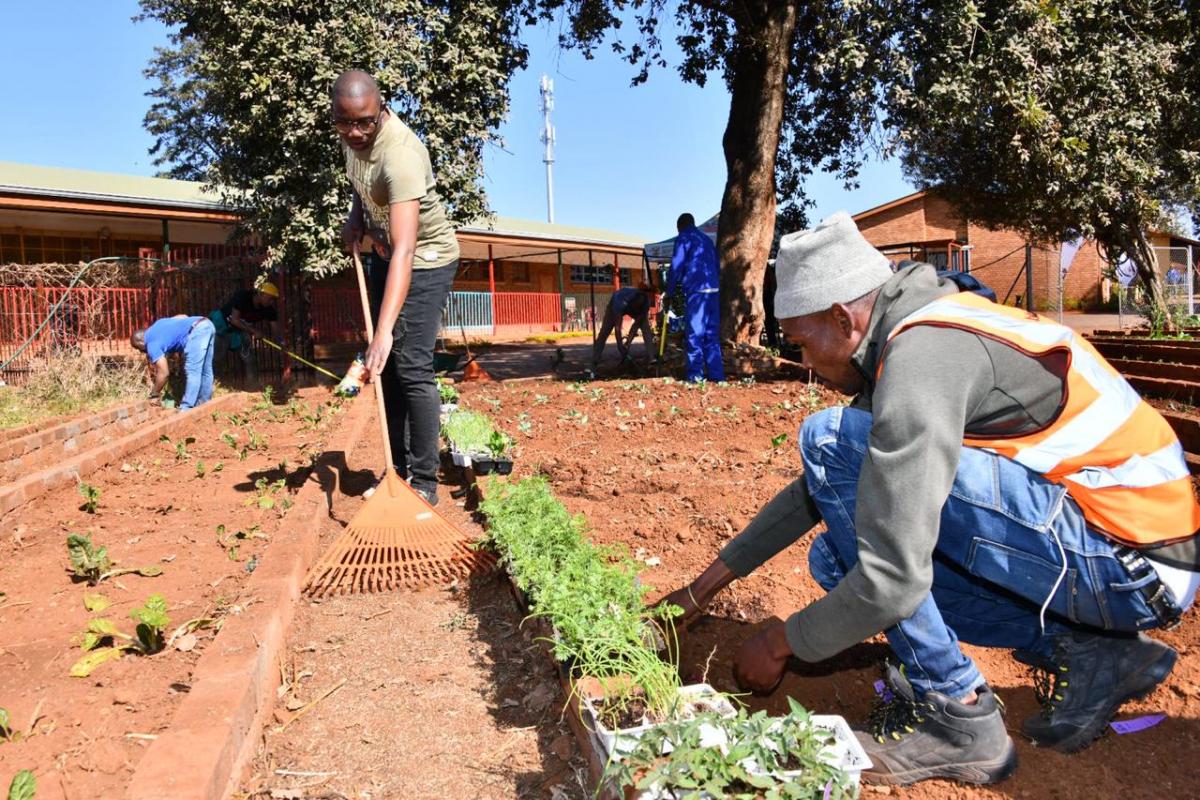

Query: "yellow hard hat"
left=258, top=282, right=279, bottom=298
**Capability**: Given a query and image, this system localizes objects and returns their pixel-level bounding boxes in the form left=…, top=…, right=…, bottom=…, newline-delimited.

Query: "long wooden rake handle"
left=351, top=246, right=397, bottom=484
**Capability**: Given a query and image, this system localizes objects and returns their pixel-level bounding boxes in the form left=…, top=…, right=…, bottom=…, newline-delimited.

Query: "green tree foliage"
left=139, top=0, right=530, bottom=276
left=884, top=0, right=1200, bottom=323
left=527, top=1, right=891, bottom=342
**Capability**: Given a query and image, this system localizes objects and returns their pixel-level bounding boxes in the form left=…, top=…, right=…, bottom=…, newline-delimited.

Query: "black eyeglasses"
left=332, top=112, right=381, bottom=134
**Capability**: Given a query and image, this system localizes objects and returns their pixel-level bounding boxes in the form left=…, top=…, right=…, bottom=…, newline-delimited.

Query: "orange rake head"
left=303, top=471, right=495, bottom=597
left=462, top=356, right=492, bottom=383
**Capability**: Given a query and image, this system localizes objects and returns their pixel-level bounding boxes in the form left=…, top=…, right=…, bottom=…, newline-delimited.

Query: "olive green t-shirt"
left=342, top=112, right=460, bottom=269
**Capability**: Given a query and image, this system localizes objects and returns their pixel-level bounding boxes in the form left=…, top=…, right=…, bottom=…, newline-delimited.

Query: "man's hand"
left=364, top=329, right=393, bottom=376
left=733, top=620, right=792, bottom=695
left=654, top=558, right=737, bottom=629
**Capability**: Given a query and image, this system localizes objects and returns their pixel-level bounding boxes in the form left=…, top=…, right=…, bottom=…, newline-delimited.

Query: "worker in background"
left=332, top=69, right=460, bottom=507
left=130, top=315, right=216, bottom=410
left=591, top=283, right=657, bottom=369
left=209, top=282, right=280, bottom=380
left=668, top=213, right=724, bottom=382
left=659, top=211, right=1196, bottom=786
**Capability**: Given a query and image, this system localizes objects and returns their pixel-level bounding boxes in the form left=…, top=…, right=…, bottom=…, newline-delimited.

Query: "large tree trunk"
left=1100, top=221, right=1173, bottom=334
left=717, top=1, right=798, bottom=344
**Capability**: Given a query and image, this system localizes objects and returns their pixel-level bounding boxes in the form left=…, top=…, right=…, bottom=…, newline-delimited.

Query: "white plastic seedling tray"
left=585, top=683, right=736, bottom=760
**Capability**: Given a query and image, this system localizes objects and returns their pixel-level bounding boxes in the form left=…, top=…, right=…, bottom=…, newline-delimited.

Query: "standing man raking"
left=331, top=69, right=460, bottom=506
left=661, top=211, right=1198, bottom=786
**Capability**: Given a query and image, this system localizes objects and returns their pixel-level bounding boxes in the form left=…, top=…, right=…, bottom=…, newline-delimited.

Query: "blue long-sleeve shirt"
left=668, top=225, right=719, bottom=296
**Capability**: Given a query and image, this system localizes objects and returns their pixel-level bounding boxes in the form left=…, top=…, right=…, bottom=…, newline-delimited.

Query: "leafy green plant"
left=77, top=482, right=100, bottom=514
left=247, top=477, right=287, bottom=510
left=66, top=533, right=110, bottom=584
left=437, top=378, right=459, bottom=405
left=480, top=477, right=681, bottom=720
left=70, top=594, right=171, bottom=677
left=245, top=427, right=268, bottom=453
left=6, top=769, right=34, bottom=800
left=252, top=385, right=275, bottom=411
left=487, top=430, right=513, bottom=459
left=605, top=699, right=853, bottom=800
left=160, top=434, right=196, bottom=461
left=441, top=409, right=495, bottom=454
left=130, top=594, right=170, bottom=654
left=194, top=461, right=206, bottom=479
left=66, top=534, right=163, bottom=586
left=771, top=432, right=789, bottom=448
left=0, top=707, right=12, bottom=742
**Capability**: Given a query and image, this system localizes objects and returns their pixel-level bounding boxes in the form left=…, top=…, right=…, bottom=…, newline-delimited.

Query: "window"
left=571, top=264, right=614, bottom=284
left=460, top=261, right=491, bottom=282
left=619, top=268, right=635, bottom=287
left=510, top=263, right=530, bottom=283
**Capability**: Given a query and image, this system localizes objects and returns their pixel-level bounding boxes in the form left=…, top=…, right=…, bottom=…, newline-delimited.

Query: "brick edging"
left=0, top=393, right=245, bottom=517
left=126, top=393, right=375, bottom=800
left=0, top=398, right=155, bottom=461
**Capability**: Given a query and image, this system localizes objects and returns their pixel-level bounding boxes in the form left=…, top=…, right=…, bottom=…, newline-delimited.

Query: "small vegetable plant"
left=160, top=434, right=196, bottom=461
left=6, top=770, right=34, bottom=800
left=606, top=699, right=854, bottom=800
left=247, top=477, right=289, bottom=511
left=77, top=482, right=101, bottom=514
left=437, top=377, right=459, bottom=404
left=480, top=477, right=681, bottom=723
left=441, top=409, right=495, bottom=455
left=66, top=533, right=110, bottom=584
left=771, top=432, right=789, bottom=448
left=66, top=534, right=164, bottom=586
left=488, top=430, right=513, bottom=459
left=71, top=593, right=172, bottom=677
left=0, top=707, right=13, bottom=742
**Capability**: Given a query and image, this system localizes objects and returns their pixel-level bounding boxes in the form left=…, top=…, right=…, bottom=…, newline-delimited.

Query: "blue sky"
left=0, top=1, right=915, bottom=241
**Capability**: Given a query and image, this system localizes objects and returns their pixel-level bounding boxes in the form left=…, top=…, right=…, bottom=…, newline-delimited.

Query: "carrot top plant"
left=480, top=476, right=681, bottom=721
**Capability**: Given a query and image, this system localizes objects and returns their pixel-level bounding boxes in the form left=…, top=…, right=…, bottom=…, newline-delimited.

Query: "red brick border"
left=126, top=394, right=374, bottom=800
left=0, top=394, right=245, bottom=518
left=0, top=400, right=156, bottom=482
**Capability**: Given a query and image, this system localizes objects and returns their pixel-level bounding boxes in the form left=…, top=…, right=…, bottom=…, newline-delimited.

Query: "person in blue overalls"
left=668, top=213, right=725, bottom=383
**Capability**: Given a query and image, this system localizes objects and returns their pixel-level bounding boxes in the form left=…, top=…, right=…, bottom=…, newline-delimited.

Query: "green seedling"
left=437, top=378, right=459, bottom=405
left=67, top=533, right=110, bottom=584
left=71, top=593, right=171, bottom=677
left=7, top=769, right=35, bottom=800
left=246, top=477, right=287, bottom=509
left=77, top=482, right=100, bottom=514
left=0, top=707, right=12, bottom=742
left=245, top=427, right=268, bottom=452
left=194, top=461, right=206, bottom=479
left=252, top=385, right=275, bottom=412
left=534, top=394, right=549, bottom=405
left=771, top=432, right=789, bottom=448
left=605, top=698, right=852, bottom=799
left=66, top=534, right=163, bottom=586
left=487, top=430, right=513, bottom=459
left=441, top=409, right=496, bottom=455
left=221, top=431, right=238, bottom=450
left=160, top=434, right=196, bottom=461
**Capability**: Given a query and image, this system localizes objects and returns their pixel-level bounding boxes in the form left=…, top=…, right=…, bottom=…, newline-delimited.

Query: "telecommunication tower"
left=539, top=74, right=556, bottom=224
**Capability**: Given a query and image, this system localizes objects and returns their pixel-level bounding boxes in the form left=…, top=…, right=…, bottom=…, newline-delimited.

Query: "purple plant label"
left=823, top=779, right=833, bottom=800
left=873, top=679, right=894, bottom=703
left=1109, top=714, right=1166, bottom=735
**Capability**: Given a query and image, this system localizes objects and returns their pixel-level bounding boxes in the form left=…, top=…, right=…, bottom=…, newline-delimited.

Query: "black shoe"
left=854, top=663, right=1017, bottom=786
left=413, top=483, right=439, bottom=507
left=1018, top=631, right=1176, bottom=753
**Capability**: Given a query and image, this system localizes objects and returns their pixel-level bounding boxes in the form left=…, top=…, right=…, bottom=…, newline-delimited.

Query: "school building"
left=0, top=161, right=650, bottom=368
left=852, top=190, right=1200, bottom=311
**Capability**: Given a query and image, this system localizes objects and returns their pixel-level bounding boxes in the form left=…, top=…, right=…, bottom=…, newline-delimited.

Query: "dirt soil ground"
left=0, top=387, right=349, bottom=799
left=240, top=413, right=589, bottom=800
left=455, top=374, right=1199, bottom=800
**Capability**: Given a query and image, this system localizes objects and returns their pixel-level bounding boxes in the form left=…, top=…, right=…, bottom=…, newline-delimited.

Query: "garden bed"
left=0, top=387, right=351, bottom=799
left=452, top=375, right=1200, bottom=800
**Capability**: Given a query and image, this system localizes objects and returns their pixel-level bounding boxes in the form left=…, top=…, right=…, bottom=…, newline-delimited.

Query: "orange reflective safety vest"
left=879, top=291, right=1200, bottom=549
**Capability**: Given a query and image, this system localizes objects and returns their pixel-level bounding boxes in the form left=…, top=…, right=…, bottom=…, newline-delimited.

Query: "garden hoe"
left=302, top=247, right=494, bottom=597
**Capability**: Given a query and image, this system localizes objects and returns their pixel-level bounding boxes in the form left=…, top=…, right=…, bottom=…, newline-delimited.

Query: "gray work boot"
left=1016, top=631, right=1176, bottom=753
left=853, top=663, right=1017, bottom=786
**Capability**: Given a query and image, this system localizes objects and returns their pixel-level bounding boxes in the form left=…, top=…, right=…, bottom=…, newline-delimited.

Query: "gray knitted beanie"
left=774, top=211, right=893, bottom=319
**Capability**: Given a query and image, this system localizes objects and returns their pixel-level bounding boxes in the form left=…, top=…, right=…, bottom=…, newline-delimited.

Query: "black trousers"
left=365, top=254, right=457, bottom=490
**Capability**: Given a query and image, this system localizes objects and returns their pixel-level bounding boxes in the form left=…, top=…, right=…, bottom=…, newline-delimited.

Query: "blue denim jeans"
left=685, top=291, right=724, bottom=382
left=180, top=319, right=215, bottom=409
left=802, top=406, right=1162, bottom=698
